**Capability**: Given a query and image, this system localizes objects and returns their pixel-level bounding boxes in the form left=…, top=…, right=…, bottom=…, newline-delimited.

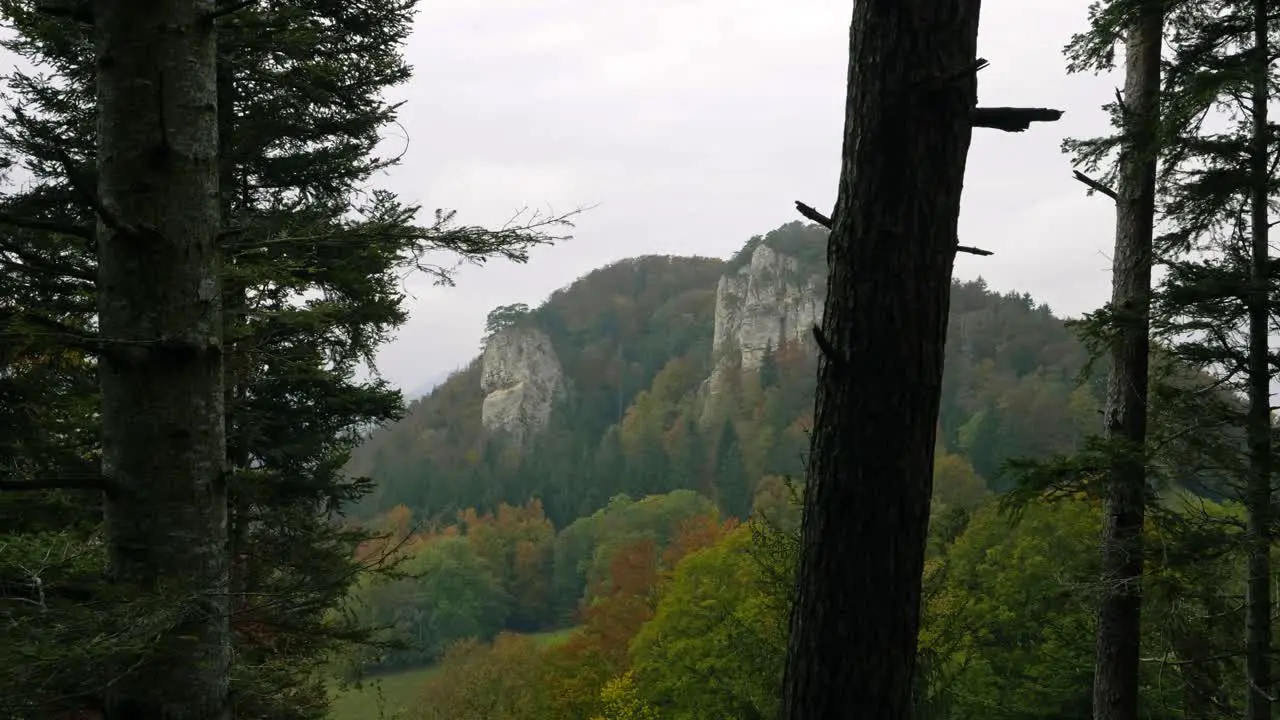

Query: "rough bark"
left=93, top=0, right=229, bottom=717
left=1244, top=0, right=1272, bottom=715
left=1091, top=5, right=1162, bottom=720
left=779, top=1, right=981, bottom=717
left=218, top=48, right=256, bottom=637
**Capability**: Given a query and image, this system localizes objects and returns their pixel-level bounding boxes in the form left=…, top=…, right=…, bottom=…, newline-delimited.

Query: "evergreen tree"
left=0, top=0, right=571, bottom=716
left=1029, top=0, right=1280, bottom=714
left=758, top=341, right=780, bottom=390
left=665, top=416, right=704, bottom=495
left=1148, top=1, right=1278, bottom=711
left=1061, top=1, right=1165, bottom=717
left=712, top=418, right=750, bottom=520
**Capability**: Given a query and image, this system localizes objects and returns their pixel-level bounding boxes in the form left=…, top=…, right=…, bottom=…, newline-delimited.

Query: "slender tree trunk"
left=94, top=0, right=228, bottom=717
left=779, top=1, right=980, bottom=717
left=1092, top=4, right=1162, bottom=719
left=1244, top=0, right=1272, bottom=715
left=218, top=51, right=257, bottom=644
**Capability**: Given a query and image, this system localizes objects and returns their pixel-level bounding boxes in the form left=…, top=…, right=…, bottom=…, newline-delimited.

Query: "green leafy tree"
left=921, top=498, right=1196, bottom=719
left=630, top=524, right=785, bottom=720
left=592, top=672, right=661, bottom=720
left=485, top=303, right=533, bottom=342
left=411, top=634, right=554, bottom=720
left=355, top=535, right=509, bottom=670
left=922, top=500, right=1100, bottom=718
left=931, top=452, right=989, bottom=514
left=458, top=501, right=557, bottom=630
left=549, top=491, right=717, bottom=620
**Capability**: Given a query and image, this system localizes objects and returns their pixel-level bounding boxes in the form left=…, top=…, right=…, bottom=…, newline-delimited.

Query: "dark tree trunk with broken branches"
left=1091, top=4, right=1163, bottom=719
left=780, top=1, right=1060, bottom=717
left=94, top=0, right=229, bottom=717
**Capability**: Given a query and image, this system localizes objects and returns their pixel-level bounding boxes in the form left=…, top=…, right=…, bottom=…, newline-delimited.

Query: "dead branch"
left=33, top=0, right=91, bottom=23
left=811, top=324, right=847, bottom=373
left=205, top=0, right=255, bottom=24
left=0, top=476, right=103, bottom=492
left=931, top=57, right=991, bottom=87
left=795, top=201, right=832, bottom=228
left=793, top=200, right=993, bottom=256
left=971, top=107, right=1064, bottom=132
left=1114, top=87, right=1131, bottom=118
left=1073, top=170, right=1120, bottom=201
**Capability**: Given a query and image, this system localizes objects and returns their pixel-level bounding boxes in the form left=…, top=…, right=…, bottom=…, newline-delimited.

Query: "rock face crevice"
left=702, top=242, right=823, bottom=421
left=480, top=325, right=566, bottom=446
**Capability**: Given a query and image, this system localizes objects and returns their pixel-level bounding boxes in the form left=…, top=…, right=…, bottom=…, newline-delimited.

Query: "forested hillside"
left=349, top=222, right=1102, bottom=528
left=338, top=223, right=1250, bottom=720
left=5, top=0, right=1276, bottom=718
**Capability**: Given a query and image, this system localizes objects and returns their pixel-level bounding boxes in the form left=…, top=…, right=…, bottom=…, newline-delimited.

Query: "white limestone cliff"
left=702, top=242, right=823, bottom=421
left=711, top=242, right=824, bottom=369
left=480, top=325, right=566, bottom=445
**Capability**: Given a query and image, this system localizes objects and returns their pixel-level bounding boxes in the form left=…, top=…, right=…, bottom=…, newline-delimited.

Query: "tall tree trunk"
left=1244, top=0, right=1272, bottom=715
left=94, top=0, right=228, bottom=717
left=1092, top=3, right=1162, bottom=719
left=779, top=1, right=981, bottom=717
left=217, top=49, right=258, bottom=659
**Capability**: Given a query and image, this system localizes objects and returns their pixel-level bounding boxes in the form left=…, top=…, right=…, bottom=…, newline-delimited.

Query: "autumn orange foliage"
left=661, top=514, right=739, bottom=570
left=457, top=500, right=556, bottom=628
left=539, top=538, right=659, bottom=717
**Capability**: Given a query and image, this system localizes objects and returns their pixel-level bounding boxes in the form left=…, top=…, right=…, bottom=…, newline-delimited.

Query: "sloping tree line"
left=0, top=0, right=571, bottom=717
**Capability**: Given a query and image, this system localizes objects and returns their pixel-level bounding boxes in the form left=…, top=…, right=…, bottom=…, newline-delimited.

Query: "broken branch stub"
left=971, top=107, right=1064, bottom=132
left=793, top=201, right=993, bottom=256
left=1073, top=170, right=1119, bottom=201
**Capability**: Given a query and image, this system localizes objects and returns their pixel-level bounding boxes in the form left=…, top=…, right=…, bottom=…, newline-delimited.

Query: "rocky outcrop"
left=702, top=242, right=823, bottom=422
left=711, top=242, right=823, bottom=369
left=480, top=325, right=566, bottom=445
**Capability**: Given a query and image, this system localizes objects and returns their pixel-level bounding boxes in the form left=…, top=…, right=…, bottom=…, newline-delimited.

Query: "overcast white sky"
left=369, top=0, right=1123, bottom=395
left=0, top=2, right=1122, bottom=395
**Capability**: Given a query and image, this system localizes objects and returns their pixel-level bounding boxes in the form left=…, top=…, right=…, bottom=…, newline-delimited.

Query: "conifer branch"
left=33, top=0, right=92, bottom=24
left=0, top=249, right=94, bottom=283
left=0, top=457, right=106, bottom=493
left=207, top=0, right=256, bottom=22
left=0, top=476, right=103, bottom=492
left=0, top=311, right=210, bottom=362
left=7, top=107, right=142, bottom=241
left=0, top=213, right=91, bottom=240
